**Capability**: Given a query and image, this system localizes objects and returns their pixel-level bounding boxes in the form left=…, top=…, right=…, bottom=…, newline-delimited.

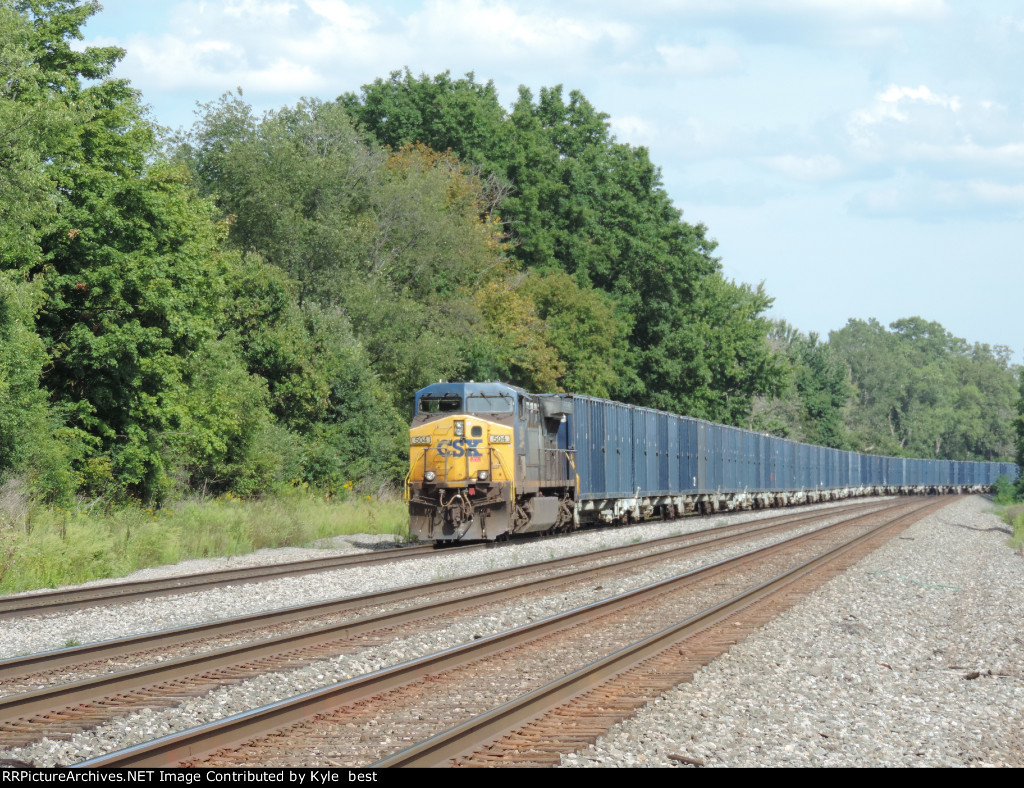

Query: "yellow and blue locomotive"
left=407, top=381, right=577, bottom=541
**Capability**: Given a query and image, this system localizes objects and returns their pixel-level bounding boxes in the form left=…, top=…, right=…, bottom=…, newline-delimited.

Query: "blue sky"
left=82, top=0, right=1023, bottom=359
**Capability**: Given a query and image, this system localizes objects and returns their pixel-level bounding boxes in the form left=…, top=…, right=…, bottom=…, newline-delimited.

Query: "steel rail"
left=72, top=497, right=940, bottom=768
left=0, top=498, right=896, bottom=620
left=373, top=497, right=953, bottom=767
left=0, top=498, right=895, bottom=687
left=0, top=543, right=457, bottom=619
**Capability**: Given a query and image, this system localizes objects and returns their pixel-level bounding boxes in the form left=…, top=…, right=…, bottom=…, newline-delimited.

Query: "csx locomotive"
left=406, top=381, right=1019, bottom=542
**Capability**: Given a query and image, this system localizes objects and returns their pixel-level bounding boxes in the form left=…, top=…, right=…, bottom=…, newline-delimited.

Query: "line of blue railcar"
left=407, top=382, right=1019, bottom=541
left=554, top=392, right=1018, bottom=522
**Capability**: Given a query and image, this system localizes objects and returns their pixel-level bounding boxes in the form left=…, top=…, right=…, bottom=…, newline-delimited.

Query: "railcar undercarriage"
left=411, top=483, right=989, bottom=542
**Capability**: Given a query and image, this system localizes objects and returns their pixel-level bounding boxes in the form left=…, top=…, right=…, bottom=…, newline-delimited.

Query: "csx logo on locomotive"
left=435, top=438, right=483, bottom=458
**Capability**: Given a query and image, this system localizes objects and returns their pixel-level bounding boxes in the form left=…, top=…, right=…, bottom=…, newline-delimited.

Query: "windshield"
left=465, top=394, right=515, bottom=414
left=419, top=396, right=462, bottom=414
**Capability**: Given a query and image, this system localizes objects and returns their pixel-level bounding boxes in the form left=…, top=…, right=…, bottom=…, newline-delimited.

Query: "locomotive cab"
left=407, top=382, right=578, bottom=542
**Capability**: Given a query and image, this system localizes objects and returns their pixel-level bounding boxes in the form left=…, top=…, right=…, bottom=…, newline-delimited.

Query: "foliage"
left=1, top=3, right=1018, bottom=522
left=179, top=97, right=514, bottom=413
left=343, top=72, right=787, bottom=419
left=517, top=271, right=638, bottom=399
left=466, top=275, right=564, bottom=393
left=1, top=4, right=415, bottom=500
left=829, top=317, right=1018, bottom=460
left=1007, top=506, right=1024, bottom=550
left=0, top=4, right=63, bottom=269
left=0, top=274, right=78, bottom=500
left=1016, top=367, right=1024, bottom=498
left=753, top=322, right=852, bottom=446
left=993, top=475, right=1017, bottom=505
left=339, top=69, right=510, bottom=178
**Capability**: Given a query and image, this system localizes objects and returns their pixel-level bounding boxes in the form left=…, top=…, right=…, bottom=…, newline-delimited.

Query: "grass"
left=1004, top=504, right=1024, bottom=550
left=0, top=488, right=409, bottom=595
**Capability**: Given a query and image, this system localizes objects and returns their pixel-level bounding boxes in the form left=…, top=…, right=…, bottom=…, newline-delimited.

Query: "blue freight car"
left=406, top=382, right=1020, bottom=542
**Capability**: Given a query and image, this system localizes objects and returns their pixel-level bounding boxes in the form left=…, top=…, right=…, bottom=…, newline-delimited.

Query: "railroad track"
left=0, top=498, right=892, bottom=746
left=57, top=496, right=946, bottom=768
left=0, top=498, right=894, bottom=621
left=400, top=496, right=954, bottom=767
left=0, top=543, right=453, bottom=619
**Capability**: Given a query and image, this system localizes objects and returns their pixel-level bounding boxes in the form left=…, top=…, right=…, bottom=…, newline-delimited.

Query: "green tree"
left=830, top=317, right=1017, bottom=460
left=219, top=257, right=407, bottom=489
left=2, top=1, right=300, bottom=500
left=754, top=322, right=852, bottom=447
left=0, top=274, right=78, bottom=500
left=1014, top=366, right=1024, bottom=496
left=518, top=271, right=638, bottom=398
left=342, top=73, right=787, bottom=418
left=339, top=69, right=510, bottom=177
left=179, top=97, right=516, bottom=413
left=0, top=4, right=65, bottom=270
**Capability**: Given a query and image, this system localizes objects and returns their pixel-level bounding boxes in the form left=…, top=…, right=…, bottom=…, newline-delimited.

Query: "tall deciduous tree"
left=753, top=322, right=853, bottom=447
left=1014, top=367, right=1024, bottom=494
left=343, top=72, right=786, bottom=420
left=178, top=96, right=524, bottom=416
left=830, top=317, right=1017, bottom=460
left=2, top=1, right=301, bottom=500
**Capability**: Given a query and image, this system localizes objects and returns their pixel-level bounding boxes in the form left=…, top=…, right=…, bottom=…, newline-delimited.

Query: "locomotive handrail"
left=492, top=449, right=516, bottom=504
left=564, top=450, right=580, bottom=497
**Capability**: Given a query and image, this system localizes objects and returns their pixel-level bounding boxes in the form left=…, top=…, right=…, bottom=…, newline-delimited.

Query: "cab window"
left=465, top=394, right=515, bottom=414
left=419, top=396, right=462, bottom=414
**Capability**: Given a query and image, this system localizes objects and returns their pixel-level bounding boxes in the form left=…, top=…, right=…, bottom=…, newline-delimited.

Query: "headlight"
left=489, top=434, right=511, bottom=444
left=477, top=470, right=489, bottom=481
left=454, top=420, right=465, bottom=437
left=411, top=436, right=431, bottom=445
left=424, top=471, right=436, bottom=482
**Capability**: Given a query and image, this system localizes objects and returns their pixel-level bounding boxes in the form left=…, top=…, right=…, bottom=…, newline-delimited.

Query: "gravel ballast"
left=0, top=500, right=867, bottom=659
left=561, top=495, right=1024, bottom=768
left=1, top=496, right=1019, bottom=768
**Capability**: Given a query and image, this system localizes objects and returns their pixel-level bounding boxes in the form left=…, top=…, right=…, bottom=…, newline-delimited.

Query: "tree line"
left=0, top=1, right=1020, bottom=510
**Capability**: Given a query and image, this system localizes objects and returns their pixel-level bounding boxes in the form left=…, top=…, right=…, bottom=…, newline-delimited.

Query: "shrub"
left=993, top=475, right=1018, bottom=505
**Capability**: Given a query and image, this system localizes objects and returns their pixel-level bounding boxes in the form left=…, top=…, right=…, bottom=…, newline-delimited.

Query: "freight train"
left=406, top=381, right=1019, bottom=542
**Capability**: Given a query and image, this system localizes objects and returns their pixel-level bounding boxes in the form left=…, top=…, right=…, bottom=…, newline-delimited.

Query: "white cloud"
left=969, top=180, right=1024, bottom=207
left=610, top=115, right=653, bottom=142
left=220, top=0, right=299, bottom=20
left=849, top=174, right=1024, bottom=221
left=851, top=84, right=961, bottom=127
left=842, top=84, right=1024, bottom=170
left=403, top=0, right=637, bottom=63
left=656, top=43, right=745, bottom=76
left=610, top=0, right=946, bottom=18
left=109, top=0, right=643, bottom=102
left=123, top=33, right=328, bottom=92
left=108, top=0, right=403, bottom=97
left=759, top=0, right=947, bottom=22
left=757, top=154, right=846, bottom=181
left=305, top=0, right=376, bottom=29
left=909, top=142, right=1024, bottom=168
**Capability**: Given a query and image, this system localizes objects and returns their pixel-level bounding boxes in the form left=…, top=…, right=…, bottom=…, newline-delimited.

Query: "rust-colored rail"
left=0, top=497, right=890, bottom=683
left=0, top=543, right=453, bottom=619
left=376, top=497, right=952, bottom=767
left=71, top=498, right=939, bottom=768
left=0, top=499, right=896, bottom=733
